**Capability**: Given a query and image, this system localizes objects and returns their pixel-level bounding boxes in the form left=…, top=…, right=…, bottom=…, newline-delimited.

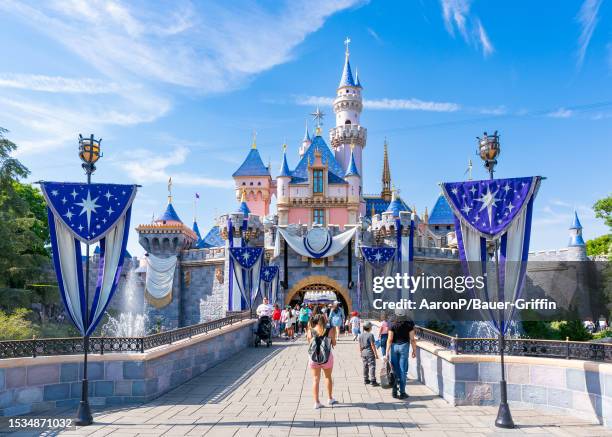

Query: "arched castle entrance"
left=285, top=275, right=352, bottom=314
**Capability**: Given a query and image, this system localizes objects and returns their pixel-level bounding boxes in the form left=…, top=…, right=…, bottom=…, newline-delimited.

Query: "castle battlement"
left=329, top=125, right=367, bottom=149
left=414, top=246, right=459, bottom=259
left=181, top=247, right=225, bottom=262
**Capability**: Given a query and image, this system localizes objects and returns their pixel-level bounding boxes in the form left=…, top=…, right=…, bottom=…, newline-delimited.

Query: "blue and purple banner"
left=41, top=182, right=137, bottom=336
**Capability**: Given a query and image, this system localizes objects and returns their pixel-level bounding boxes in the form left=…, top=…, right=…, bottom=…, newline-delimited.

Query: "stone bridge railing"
left=410, top=326, right=612, bottom=427
left=0, top=312, right=255, bottom=417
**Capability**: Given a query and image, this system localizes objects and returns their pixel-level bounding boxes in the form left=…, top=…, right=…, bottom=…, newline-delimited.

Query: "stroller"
left=254, top=316, right=272, bottom=347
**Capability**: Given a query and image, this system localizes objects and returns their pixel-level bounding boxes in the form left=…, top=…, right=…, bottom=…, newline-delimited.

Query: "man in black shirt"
left=384, top=310, right=417, bottom=399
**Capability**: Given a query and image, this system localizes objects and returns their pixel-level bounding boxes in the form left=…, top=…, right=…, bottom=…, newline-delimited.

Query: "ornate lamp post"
left=478, top=131, right=500, bottom=180
left=75, top=134, right=102, bottom=426
left=477, top=130, right=514, bottom=429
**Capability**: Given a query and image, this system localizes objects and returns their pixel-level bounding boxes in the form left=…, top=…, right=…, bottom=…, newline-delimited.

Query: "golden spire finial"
left=282, top=141, right=287, bottom=152
left=167, top=177, right=173, bottom=204
left=251, top=130, right=257, bottom=149
left=350, top=141, right=355, bottom=151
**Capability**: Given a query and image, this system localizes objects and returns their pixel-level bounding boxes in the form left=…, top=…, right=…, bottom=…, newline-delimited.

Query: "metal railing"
left=360, top=312, right=612, bottom=363
left=412, top=326, right=612, bottom=362
left=0, top=311, right=253, bottom=359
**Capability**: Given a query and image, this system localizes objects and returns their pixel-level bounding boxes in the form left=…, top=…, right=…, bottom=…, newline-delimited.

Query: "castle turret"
left=569, top=210, right=586, bottom=247
left=136, top=180, right=197, bottom=331
left=298, top=121, right=312, bottom=157
left=277, top=144, right=292, bottom=225
left=345, top=144, right=361, bottom=223
left=330, top=38, right=367, bottom=200
left=232, top=135, right=273, bottom=217
left=567, top=211, right=588, bottom=260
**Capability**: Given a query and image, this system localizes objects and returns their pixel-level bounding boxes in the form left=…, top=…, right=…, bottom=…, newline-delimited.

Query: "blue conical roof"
left=279, top=148, right=291, bottom=177
left=159, top=202, right=182, bottom=223
left=232, top=148, right=270, bottom=177
left=355, top=69, right=362, bottom=88
left=339, top=54, right=356, bottom=88
left=303, top=122, right=311, bottom=142
left=345, top=148, right=360, bottom=177
left=428, top=195, right=454, bottom=225
left=238, top=201, right=250, bottom=215
left=385, top=191, right=410, bottom=217
left=197, top=226, right=224, bottom=248
left=570, top=210, right=582, bottom=229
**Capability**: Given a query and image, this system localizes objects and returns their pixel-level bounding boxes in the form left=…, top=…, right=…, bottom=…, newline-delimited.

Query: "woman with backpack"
left=307, top=314, right=337, bottom=409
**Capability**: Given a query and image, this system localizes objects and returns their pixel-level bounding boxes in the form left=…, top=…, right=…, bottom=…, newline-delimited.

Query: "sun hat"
left=363, top=321, right=372, bottom=329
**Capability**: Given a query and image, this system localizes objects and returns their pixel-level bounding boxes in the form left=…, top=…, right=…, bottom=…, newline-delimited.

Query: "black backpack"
left=308, top=329, right=332, bottom=364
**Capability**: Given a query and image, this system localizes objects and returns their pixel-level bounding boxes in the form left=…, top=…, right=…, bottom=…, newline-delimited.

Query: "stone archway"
left=286, top=275, right=352, bottom=312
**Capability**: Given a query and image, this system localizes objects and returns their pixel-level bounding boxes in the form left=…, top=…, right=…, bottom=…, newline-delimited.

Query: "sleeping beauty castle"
left=134, top=41, right=590, bottom=331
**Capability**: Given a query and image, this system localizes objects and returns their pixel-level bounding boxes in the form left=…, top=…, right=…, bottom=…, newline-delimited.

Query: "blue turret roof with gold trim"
left=197, top=226, right=224, bottom=248
left=232, top=147, right=270, bottom=177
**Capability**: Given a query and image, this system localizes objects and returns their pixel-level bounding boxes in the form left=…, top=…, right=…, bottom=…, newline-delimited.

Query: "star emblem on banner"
left=76, top=191, right=100, bottom=229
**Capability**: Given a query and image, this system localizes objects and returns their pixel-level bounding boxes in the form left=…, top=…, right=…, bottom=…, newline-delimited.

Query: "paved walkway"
left=4, top=335, right=612, bottom=436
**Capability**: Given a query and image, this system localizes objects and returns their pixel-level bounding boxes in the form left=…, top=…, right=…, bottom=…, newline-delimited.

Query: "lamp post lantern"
left=477, top=130, right=514, bottom=429
left=477, top=131, right=500, bottom=180
left=75, top=134, right=102, bottom=426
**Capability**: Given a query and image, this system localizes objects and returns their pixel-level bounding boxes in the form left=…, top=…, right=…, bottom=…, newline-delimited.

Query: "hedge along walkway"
left=4, top=334, right=612, bottom=436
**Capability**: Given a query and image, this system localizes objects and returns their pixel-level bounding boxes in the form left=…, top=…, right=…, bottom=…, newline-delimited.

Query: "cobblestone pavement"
left=4, top=335, right=612, bottom=436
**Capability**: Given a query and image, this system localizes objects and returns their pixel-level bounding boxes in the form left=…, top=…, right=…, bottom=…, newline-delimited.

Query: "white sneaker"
left=327, top=398, right=338, bottom=406
left=314, top=402, right=322, bottom=409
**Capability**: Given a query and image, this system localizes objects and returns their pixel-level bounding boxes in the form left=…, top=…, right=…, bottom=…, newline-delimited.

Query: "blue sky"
left=0, top=0, right=610, bottom=256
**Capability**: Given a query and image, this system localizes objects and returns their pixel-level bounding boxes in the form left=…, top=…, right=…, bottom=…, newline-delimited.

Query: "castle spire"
left=381, top=139, right=392, bottom=202
left=345, top=143, right=360, bottom=177
left=303, top=120, right=311, bottom=142
left=568, top=210, right=585, bottom=246
left=279, top=143, right=291, bottom=177
left=167, top=177, right=173, bottom=204
left=339, top=37, right=356, bottom=88
left=251, top=130, right=257, bottom=149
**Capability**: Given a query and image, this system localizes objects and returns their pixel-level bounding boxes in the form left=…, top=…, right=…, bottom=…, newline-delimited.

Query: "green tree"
left=587, top=234, right=612, bottom=257
left=0, top=128, right=50, bottom=290
left=0, top=308, right=35, bottom=340
left=593, top=195, right=612, bottom=229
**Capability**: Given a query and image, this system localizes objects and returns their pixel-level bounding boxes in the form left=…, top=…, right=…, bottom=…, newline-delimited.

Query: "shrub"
left=0, top=308, right=35, bottom=340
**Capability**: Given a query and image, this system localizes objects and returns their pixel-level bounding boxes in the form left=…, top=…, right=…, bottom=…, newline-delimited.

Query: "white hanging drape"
left=145, top=253, right=177, bottom=300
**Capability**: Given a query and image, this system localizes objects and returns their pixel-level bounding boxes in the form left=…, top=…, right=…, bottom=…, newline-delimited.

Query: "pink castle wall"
left=328, top=208, right=349, bottom=227
left=288, top=208, right=310, bottom=225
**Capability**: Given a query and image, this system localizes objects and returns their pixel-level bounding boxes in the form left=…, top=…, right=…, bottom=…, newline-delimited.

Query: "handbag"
left=380, top=361, right=395, bottom=389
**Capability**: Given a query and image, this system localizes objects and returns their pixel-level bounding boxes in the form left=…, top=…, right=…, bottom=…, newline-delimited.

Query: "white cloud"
left=0, top=0, right=362, bottom=154
left=367, top=27, right=382, bottom=43
left=296, top=96, right=460, bottom=112
left=116, top=147, right=233, bottom=188
left=547, top=107, right=573, bottom=118
left=475, top=19, right=494, bottom=56
left=0, top=73, right=130, bottom=94
left=439, top=0, right=493, bottom=57
left=576, top=0, right=602, bottom=68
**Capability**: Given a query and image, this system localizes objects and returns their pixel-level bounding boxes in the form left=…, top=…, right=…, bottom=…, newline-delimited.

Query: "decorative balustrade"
left=0, top=311, right=253, bottom=359
left=412, top=326, right=612, bottom=362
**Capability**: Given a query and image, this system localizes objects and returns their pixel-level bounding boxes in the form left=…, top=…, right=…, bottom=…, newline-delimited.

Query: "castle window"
left=258, top=182, right=261, bottom=186
left=345, top=120, right=351, bottom=125
left=242, top=182, right=246, bottom=185
left=313, top=170, right=324, bottom=193
left=250, top=182, right=253, bottom=186
left=313, top=209, right=325, bottom=225
left=446, top=225, right=451, bottom=230
left=435, top=225, right=439, bottom=231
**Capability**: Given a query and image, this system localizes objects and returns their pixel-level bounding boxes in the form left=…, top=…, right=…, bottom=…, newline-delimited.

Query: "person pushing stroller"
left=255, top=297, right=274, bottom=347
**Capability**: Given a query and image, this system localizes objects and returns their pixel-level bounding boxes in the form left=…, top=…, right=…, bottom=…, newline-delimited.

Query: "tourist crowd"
left=255, top=298, right=418, bottom=408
